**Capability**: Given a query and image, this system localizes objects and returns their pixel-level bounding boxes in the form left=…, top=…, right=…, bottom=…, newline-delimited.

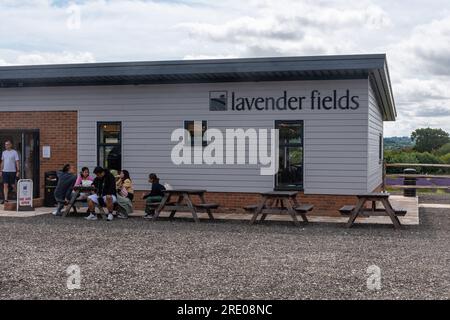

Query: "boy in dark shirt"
left=86, top=166, right=117, bottom=221
left=143, top=173, right=166, bottom=219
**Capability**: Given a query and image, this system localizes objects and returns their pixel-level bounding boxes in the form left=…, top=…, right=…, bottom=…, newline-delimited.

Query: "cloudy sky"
left=0, top=0, right=449, bottom=137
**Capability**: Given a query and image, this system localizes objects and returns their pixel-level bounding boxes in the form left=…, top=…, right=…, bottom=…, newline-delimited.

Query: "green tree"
left=440, top=153, right=450, bottom=164
left=436, top=142, right=450, bottom=156
left=411, top=128, right=450, bottom=153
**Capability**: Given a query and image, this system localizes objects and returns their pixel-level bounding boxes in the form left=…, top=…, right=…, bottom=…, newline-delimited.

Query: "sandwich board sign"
left=17, top=179, right=34, bottom=212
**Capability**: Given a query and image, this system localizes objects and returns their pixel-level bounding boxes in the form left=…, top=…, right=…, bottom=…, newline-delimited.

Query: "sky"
left=0, top=0, right=449, bottom=137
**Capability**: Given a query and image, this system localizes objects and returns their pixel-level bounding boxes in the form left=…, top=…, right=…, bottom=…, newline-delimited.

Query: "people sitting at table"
left=74, top=167, right=94, bottom=200
left=116, top=170, right=134, bottom=201
left=85, top=166, right=117, bottom=221
left=115, top=170, right=134, bottom=219
left=143, top=173, right=166, bottom=219
left=52, top=164, right=76, bottom=217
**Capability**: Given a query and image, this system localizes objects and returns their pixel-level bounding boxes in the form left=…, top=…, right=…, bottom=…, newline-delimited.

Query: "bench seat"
left=339, top=205, right=356, bottom=215
left=394, top=208, right=407, bottom=216
left=244, top=204, right=259, bottom=212
left=294, top=204, right=314, bottom=213
left=195, top=203, right=219, bottom=210
left=340, top=205, right=407, bottom=216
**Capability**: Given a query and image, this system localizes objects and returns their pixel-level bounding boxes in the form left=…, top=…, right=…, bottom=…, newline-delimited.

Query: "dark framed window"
left=275, top=120, right=304, bottom=190
left=97, top=122, right=122, bottom=171
left=379, top=133, right=383, bottom=163
left=184, top=121, right=208, bottom=147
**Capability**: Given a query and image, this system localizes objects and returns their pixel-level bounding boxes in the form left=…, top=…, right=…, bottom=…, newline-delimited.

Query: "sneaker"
left=144, top=213, right=154, bottom=220
left=0, top=200, right=4, bottom=205
left=85, top=213, right=98, bottom=221
left=107, top=213, right=114, bottom=221
left=117, top=213, right=128, bottom=219
left=52, top=211, right=62, bottom=217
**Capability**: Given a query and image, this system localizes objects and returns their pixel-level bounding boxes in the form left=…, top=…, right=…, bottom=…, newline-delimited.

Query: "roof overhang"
left=0, top=54, right=396, bottom=121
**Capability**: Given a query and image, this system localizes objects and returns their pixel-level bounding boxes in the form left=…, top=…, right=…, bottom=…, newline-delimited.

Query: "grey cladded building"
left=0, top=54, right=396, bottom=213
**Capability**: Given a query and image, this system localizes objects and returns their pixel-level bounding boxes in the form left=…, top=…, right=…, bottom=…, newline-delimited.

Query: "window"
left=184, top=120, right=208, bottom=147
left=97, top=122, right=122, bottom=171
left=275, top=120, right=304, bottom=190
left=379, top=133, right=383, bottom=163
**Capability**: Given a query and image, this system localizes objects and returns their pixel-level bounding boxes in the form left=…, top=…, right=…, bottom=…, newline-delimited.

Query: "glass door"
left=22, top=132, right=40, bottom=197
left=0, top=130, right=40, bottom=198
left=275, top=120, right=304, bottom=190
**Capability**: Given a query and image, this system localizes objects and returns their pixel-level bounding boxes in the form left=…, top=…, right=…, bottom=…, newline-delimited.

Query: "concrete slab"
left=419, top=203, right=450, bottom=209
left=0, top=206, right=52, bottom=218
left=0, top=195, right=419, bottom=226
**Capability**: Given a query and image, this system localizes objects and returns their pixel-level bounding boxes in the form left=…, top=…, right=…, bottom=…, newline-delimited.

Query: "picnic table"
left=63, top=186, right=96, bottom=217
left=340, top=192, right=406, bottom=229
left=152, top=189, right=218, bottom=223
left=247, top=191, right=313, bottom=226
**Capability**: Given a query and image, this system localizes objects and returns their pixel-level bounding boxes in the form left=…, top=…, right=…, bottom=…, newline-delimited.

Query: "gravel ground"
left=0, top=208, right=448, bottom=300
left=419, top=194, right=450, bottom=204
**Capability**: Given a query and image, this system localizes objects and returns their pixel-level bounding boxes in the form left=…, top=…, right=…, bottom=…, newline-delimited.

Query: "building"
left=0, top=54, right=396, bottom=214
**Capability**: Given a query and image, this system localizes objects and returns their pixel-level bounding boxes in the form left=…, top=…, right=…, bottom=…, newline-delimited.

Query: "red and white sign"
left=17, top=179, right=33, bottom=211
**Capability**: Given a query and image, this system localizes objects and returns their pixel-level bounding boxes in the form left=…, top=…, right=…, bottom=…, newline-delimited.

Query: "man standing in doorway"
left=0, top=140, right=20, bottom=204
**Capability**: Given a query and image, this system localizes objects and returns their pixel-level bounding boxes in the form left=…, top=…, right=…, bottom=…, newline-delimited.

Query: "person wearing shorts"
left=1, top=140, right=20, bottom=204
left=85, top=166, right=117, bottom=221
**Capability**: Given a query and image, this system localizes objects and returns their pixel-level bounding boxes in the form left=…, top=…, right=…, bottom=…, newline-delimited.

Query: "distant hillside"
left=384, top=136, right=414, bottom=150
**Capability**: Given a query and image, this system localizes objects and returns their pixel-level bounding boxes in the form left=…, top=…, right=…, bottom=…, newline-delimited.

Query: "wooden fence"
left=383, top=163, right=450, bottom=192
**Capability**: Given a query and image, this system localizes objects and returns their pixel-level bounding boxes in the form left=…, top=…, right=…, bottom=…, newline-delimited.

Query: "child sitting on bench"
left=143, top=173, right=165, bottom=219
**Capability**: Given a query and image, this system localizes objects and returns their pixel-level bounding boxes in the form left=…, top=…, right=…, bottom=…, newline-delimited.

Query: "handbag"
left=120, top=186, right=128, bottom=198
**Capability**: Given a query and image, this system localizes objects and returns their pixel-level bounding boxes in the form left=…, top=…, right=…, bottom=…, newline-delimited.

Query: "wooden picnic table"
left=63, top=186, right=96, bottom=217
left=343, top=192, right=405, bottom=229
left=249, top=191, right=312, bottom=226
left=152, top=189, right=217, bottom=223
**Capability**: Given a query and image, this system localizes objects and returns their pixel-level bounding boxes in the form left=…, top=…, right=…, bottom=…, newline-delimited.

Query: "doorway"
left=0, top=130, right=40, bottom=199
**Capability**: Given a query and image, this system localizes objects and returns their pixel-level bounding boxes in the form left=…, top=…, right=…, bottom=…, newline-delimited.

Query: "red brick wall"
left=132, top=190, right=359, bottom=217
left=0, top=111, right=77, bottom=198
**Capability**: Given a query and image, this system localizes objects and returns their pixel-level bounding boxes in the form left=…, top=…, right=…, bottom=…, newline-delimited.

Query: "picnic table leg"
left=346, top=198, right=366, bottom=228
left=259, top=199, right=272, bottom=222
left=381, top=198, right=402, bottom=229
left=260, top=199, right=277, bottom=222
left=63, top=190, right=79, bottom=217
left=152, top=193, right=170, bottom=221
left=170, top=195, right=184, bottom=219
left=185, top=194, right=200, bottom=223
left=284, top=198, right=301, bottom=227
left=199, top=194, right=215, bottom=220
left=291, top=197, right=309, bottom=223
left=250, top=197, right=267, bottom=225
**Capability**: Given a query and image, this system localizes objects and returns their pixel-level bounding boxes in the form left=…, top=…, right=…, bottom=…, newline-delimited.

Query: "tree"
left=411, top=128, right=450, bottom=153
left=440, top=153, right=450, bottom=164
left=436, top=142, right=450, bottom=156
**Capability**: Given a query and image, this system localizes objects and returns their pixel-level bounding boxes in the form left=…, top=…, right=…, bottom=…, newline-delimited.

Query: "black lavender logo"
left=209, top=91, right=228, bottom=111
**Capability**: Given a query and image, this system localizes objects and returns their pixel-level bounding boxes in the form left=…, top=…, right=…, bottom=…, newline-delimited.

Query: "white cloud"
left=384, top=14, right=450, bottom=136
left=0, top=51, right=96, bottom=66
left=0, top=0, right=448, bottom=136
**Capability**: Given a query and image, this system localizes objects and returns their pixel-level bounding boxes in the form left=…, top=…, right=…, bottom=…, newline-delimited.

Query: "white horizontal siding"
left=367, top=82, right=384, bottom=191
left=0, top=79, right=370, bottom=195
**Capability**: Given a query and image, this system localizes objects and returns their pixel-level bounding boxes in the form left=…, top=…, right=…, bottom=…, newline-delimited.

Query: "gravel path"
left=419, top=194, right=450, bottom=204
left=0, top=209, right=448, bottom=300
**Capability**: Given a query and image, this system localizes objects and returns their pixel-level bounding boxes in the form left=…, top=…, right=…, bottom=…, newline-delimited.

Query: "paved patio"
left=0, top=195, right=419, bottom=226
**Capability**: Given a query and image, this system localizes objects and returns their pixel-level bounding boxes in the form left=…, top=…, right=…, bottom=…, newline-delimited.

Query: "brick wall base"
left=131, top=190, right=365, bottom=217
